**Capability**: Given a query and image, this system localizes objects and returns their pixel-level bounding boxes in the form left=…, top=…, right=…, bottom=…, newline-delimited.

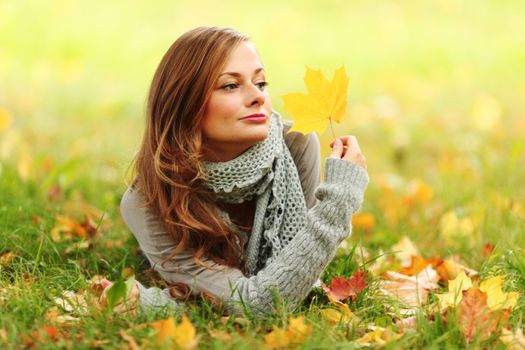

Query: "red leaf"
left=322, top=270, right=367, bottom=302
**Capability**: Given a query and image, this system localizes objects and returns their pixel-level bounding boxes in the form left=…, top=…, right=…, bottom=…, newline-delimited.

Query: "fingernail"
left=334, top=138, right=342, bottom=147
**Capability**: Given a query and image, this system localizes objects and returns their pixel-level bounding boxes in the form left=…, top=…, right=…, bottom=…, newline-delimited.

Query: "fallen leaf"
left=22, top=325, right=62, bottom=348
left=263, top=316, right=312, bottom=349
left=64, top=240, right=90, bottom=254
left=0, top=251, right=16, bottom=267
left=319, top=308, right=353, bottom=325
left=281, top=65, right=349, bottom=136
left=45, top=307, right=80, bottom=325
left=483, top=243, right=495, bottom=257
left=50, top=215, right=97, bottom=242
left=435, top=256, right=477, bottom=281
left=354, top=326, right=404, bottom=347
left=479, top=276, right=520, bottom=311
left=53, top=290, right=89, bottom=314
left=398, top=255, right=441, bottom=276
left=500, top=328, right=525, bottom=350
left=436, top=270, right=473, bottom=311
left=322, top=270, right=367, bottom=301
left=152, top=315, right=198, bottom=350
left=381, top=266, right=439, bottom=309
left=457, top=287, right=509, bottom=342
left=395, top=316, right=417, bottom=332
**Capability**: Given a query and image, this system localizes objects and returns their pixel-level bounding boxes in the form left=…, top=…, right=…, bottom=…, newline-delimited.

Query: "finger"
left=100, top=279, right=112, bottom=289
left=342, top=136, right=361, bottom=152
left=329, top=138, right=344, bottom=159
left=330, top=136, right=360, bottom=151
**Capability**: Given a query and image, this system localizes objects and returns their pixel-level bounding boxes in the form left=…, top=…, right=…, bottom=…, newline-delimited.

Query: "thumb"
left=329, top=138, right=343, bottom=159
left=100, top=279, right=112, bottom=289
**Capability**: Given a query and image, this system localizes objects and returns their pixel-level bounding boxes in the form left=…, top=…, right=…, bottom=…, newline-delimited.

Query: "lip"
left=239, top=113, right=267, bottom=122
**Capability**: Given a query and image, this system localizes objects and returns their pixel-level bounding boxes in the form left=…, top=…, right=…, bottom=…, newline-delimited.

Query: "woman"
left=110, top=26, right=368, bottom=316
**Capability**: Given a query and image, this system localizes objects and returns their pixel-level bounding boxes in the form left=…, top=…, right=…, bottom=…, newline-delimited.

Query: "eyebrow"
left=219, top=67, right=265, bottom=78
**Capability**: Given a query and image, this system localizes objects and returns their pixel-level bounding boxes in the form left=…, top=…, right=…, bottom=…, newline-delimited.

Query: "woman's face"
left=201, top=41, right=272, bottom=162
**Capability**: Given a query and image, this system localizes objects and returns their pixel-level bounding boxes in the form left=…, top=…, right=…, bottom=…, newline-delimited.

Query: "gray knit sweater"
left=120, top=127, right=369, bottom=315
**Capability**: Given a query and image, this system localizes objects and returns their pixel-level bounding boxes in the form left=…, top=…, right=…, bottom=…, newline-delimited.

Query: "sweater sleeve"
left=121, top=158, right=369, bottom=315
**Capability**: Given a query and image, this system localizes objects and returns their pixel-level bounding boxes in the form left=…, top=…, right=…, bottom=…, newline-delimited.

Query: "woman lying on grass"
left=105, top=26, right=369, bottom=316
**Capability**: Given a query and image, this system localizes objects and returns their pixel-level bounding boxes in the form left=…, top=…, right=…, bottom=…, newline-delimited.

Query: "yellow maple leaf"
left=263, top=316, right=312, bottom=349
left=319, top=308, right=353, bottom=325
left=355, top=326, right=404, bottom=347
left=281, top=65, right=349, bottom=136
left=436, top=270, right=473, bottom=310
left=152, top=315, right=198, bottom=350
left=479, top=276, right=520, bottom=311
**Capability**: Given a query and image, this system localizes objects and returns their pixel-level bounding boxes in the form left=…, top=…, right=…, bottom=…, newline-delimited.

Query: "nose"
left=246, top=84, right=266, bottom=107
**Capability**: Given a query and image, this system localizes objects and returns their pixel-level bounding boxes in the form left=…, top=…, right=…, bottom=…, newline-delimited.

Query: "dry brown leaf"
left=457, top=287, right=509, bottom=342
left=53, top=290, right=89, bottom=314
left=380, top=265, right=439, bottom=309
left=0, top=251, right=16, bottom=267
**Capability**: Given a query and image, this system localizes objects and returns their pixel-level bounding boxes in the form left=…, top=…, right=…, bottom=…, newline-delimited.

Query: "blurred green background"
left=1, top=0, right=524, bottom=253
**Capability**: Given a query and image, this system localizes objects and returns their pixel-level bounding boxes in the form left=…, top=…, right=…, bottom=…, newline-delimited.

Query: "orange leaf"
left=457, top=287, right=509, bottom=342
left=398, top=255, right=442, bottom=276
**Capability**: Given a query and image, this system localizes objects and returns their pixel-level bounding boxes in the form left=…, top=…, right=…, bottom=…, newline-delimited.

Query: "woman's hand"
left=329, top=136, right=367, bottom=170
left=98, top=278, right=140, bottom=314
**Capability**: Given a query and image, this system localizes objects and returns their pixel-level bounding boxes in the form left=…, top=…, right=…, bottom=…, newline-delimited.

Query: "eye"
left=256, top=81, right=269, bottom=91
left=221, top=83, right=238, bottom=91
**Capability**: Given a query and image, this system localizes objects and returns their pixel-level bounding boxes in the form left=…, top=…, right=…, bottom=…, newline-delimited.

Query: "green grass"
left=1, top=0, right=525, bottom=348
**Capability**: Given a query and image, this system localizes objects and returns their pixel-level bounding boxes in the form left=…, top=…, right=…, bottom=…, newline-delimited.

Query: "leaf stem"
left=329, top=118, right=336, bottom=139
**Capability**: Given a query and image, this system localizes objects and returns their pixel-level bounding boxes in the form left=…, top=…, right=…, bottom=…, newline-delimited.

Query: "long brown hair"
left=134, top=26, right=249, bottom=269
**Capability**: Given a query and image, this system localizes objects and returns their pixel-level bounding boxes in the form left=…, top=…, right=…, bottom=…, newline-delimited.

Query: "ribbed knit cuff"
left=324, top=158, right=369, bottom=187
left=321, top=158, right=369, bottom=210
left=136, top=281, right=183, bottom=311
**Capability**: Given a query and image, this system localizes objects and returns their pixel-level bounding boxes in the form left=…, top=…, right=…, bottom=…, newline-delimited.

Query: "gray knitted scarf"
left=203, top=111, right=308, bottom=275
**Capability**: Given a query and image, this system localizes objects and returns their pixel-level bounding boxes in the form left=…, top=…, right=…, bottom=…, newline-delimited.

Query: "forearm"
left=229, top=158, right=368, bottom=315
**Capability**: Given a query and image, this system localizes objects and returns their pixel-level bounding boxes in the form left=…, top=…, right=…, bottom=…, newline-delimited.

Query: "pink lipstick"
left=240, top=114, right=267, bottom=123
